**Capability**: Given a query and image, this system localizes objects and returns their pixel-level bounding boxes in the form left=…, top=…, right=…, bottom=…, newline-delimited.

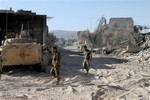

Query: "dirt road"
left=0, top=46, right=150, bottom=100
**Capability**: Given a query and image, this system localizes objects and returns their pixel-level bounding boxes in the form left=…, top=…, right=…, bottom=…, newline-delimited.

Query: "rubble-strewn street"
left=0, top=46, right=150, bottom=100
left=0, top=0, right=150, bottom=99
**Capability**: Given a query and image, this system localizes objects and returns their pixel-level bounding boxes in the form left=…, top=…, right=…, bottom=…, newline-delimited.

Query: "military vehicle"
left=0, top=32, right=49, bottom=72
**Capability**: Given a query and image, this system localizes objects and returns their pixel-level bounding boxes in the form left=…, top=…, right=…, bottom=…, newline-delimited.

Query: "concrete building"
left=109, top=18, right=134, bottom=28
left=0, top=8, right=48, bottom=45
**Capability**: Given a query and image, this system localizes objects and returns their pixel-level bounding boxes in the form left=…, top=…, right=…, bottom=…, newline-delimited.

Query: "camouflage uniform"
left=82, top=49, right=92, bottom=74
left=51, top=52, right=61, bottom=78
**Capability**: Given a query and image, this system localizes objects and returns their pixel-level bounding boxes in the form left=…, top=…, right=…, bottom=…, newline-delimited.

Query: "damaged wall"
left=109, top=18, right=134, bottom=28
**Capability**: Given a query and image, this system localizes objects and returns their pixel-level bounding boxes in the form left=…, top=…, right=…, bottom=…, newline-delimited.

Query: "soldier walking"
left=82, top=45, right=92, bottom=74
left=51, top=46, right=61, bottom=84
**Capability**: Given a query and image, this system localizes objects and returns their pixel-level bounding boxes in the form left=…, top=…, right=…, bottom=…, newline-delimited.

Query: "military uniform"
left=51, top=52, right=61, bottom=79
left=82, top=49, right=92, bottom=74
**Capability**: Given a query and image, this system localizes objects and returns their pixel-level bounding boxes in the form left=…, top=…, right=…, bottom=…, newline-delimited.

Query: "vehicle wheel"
left=41, top=51, right=49, bottom=72
left=41, top=62, right=48, bottom=72
left=0, top=55, right=3, bottom=73
left=0, top=64, right=2, bottom=73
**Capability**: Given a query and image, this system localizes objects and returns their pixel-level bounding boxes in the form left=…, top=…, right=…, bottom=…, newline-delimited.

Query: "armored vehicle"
left=0, top=34, right=49, bottom=72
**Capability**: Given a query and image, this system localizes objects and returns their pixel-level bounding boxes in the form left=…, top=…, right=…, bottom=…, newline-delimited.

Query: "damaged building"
left=0, top=8, right=48, bottom=46
left=77, top=17, right=140, bottom=48
left=109, top=18, right=134, bottom=28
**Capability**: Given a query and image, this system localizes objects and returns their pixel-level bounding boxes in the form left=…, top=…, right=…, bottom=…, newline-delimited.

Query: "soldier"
left=50, top=46, right=61, bottom=84
left=82, top=45, right=92, bottom=74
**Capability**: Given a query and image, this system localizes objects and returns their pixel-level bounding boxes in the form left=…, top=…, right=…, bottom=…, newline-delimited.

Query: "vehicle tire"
left=40, top=51, right=49, bottom=72
left=0, top=64, right=2, bottom=73
left=0, top=55, right=3, bottom=73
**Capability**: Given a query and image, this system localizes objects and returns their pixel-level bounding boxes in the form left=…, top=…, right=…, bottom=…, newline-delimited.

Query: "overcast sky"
left=0, top=0, right=150, bottom=31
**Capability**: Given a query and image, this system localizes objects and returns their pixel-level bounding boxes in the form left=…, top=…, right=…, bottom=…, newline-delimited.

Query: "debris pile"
left=77, top=17, right=150, bottom=57
left=78, top=23, right=139, bottom=49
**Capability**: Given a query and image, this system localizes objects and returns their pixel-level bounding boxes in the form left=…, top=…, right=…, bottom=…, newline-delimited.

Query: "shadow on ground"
left=59, top=47, right=128, bottom=85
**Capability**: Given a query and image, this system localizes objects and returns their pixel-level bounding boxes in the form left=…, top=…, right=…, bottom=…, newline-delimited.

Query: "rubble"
left=77, top=17, right=140, bottom=49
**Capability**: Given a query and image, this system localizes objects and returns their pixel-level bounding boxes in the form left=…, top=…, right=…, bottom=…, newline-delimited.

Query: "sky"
left=0, top=0, right=150, bottom=32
